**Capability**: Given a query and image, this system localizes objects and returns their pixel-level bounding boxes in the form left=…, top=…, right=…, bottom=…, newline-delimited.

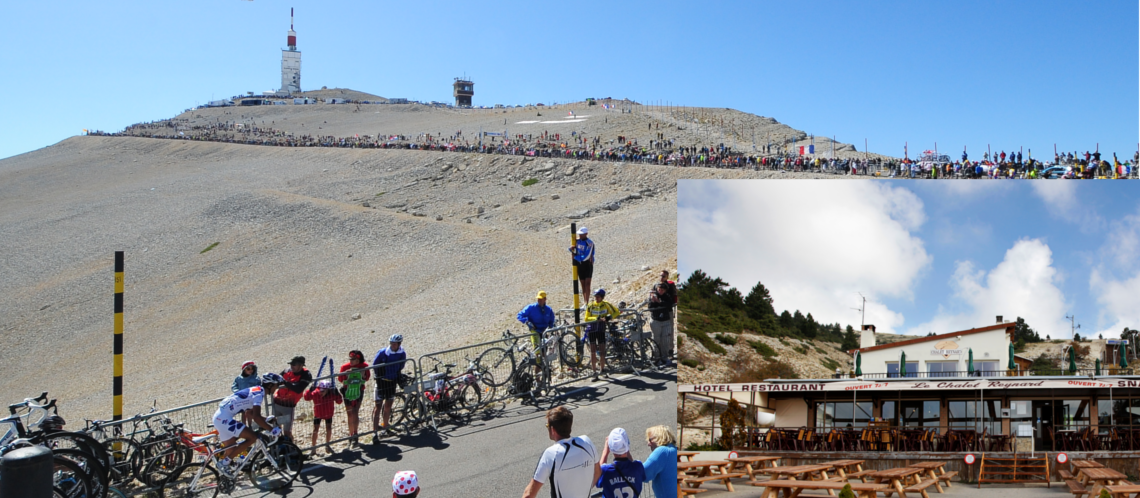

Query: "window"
left=1058, top=399, right=1091, bottom=430
left=900, top=400, right=940, bottom=427
left=887, top=362, right=920, bottom=378
left=948, top=400, right=1001, bottom=434
left=975, top=360, right=1000, bottom=375
left=815, top=402, right=873, bottom=428
left=927, top=362, right=959, bottom=377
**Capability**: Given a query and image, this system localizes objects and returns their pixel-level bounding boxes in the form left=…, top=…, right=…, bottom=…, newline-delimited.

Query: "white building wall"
left=860, top=327, right=1012, bottom=376
left=281, top=51, right=301, bottom=94
left=773, top=398, right=808, bottom=427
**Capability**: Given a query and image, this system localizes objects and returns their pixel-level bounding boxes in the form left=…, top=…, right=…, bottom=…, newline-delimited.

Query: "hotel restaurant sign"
left=680, top=378, right=1140, bottom=394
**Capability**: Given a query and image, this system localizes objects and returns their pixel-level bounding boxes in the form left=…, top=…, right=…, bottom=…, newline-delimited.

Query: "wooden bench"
left=1104, top=484, right=1140, bottom=498
left=903, top=479, right=939, bottom=498
left=937, top=470, right=959, bottom=485
left=683, top=473, right=746, bottom=492
left=679, top=488, right=709, bottom=496
left=844, top=469, right=876, bottom=482
left=753, top=480, right=887, bottom=498
left=1065, top=479, right=1089, bottom=497
left=1059, top=469, right=1076, bottom=480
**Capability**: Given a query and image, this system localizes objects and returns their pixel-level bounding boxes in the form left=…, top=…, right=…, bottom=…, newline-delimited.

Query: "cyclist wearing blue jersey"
left=569, top=227, right=596, bottom=302
left=213, top=372, right=283, bottom=474
left=597, top=428, right=645, bottom=498
left=518, top=290, right=556, bottom=364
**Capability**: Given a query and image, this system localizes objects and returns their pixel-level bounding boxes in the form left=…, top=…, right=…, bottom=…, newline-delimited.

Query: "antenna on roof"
left=852, top=293, right=866, bottom=329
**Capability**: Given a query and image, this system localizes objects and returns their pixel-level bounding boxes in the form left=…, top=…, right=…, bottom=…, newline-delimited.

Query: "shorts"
left=312, top=418, right=332, bottom=427
left=575, top=260, right=594, bottom=279
left=345, top=398, right=363, bottom=409
left=374, top=379, right=397, bottom=401
left=214, top=416, right=246, bottom=441
left=586, top=321, right=607, bottom=345
left=272, top=404, right=295, bottom=432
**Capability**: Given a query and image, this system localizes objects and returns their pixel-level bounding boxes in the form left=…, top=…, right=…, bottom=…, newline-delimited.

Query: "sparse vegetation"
left=521, top=178, right=538, bottom=186
left=715, top=333, right=738, bottom=346
left=200, top=242, right=220, bottom=254
left=681, top=358, right=700, bottom=368
left=748, top=340, right=778, bottom=358
left=375, top=191, right=385, bottom=196
left=728, top=358, right=799, bottom=382
left=821, top=357, right=841, bottom=372
left=793, top=345, right=808, bottom=355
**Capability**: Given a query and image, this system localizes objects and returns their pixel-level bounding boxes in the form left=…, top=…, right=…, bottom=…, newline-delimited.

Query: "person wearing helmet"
left=212, top=373, right=282, bottom=476
left=338, top=350, right=370, bottom=446
left=303, top=379, right=342, bottom=454
left=569, top=227, right=596, bottom=304
left=371, top=334, right=408, bottom=443
left=585, top=288, right=620, bottom=380
left=392, top=470, right=420, bottom=497
left=232, top=361, right=261, bottom=428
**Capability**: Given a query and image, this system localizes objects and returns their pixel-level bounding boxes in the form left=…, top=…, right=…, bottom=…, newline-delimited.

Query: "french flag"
left=799, top=145, right=814, bottom=155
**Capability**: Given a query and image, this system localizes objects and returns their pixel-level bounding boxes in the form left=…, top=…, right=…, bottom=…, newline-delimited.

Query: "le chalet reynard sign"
left=931, top=340, right=963, bottom=358
left=679, top=378, right=1140, bottom=394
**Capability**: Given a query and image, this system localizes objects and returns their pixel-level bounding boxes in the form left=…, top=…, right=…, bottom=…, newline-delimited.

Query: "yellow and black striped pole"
left=113, top=251, right=124, bottom=422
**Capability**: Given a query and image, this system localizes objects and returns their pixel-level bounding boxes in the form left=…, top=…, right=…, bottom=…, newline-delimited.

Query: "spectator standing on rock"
left=522, top=406, right=600, bottom=498
left=647, top=281, right=675, bottom=367
left=596, top=428, right=645, bottom=498
left=338, top=350, right=370, bottom=446
left=371, top=334, right=408, bottom=443
left=641, top=425, right=678, bottom=498
left=570, top=227, right=596, bottom=302
left=273, top=356, right=312, bottom=440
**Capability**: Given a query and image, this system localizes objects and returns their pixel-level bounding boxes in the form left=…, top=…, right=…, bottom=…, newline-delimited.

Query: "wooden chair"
left=879, top=429, right=893, bottom=452
left=932, top=428, right=949, bottom=452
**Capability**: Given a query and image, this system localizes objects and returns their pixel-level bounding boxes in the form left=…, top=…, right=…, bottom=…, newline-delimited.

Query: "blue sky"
left=679, top=181, right=1140, bottom=340
left=2, top=1, right=1136, bottom=160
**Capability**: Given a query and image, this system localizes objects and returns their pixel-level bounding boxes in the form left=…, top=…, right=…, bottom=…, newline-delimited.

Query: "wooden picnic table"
left=726, top=455, right=781, bottom=482
left=906, top=462, right=949, bottom=493
left=754, top=479, right=888, bottom=498
left=677, top=451, right=699, bottom=462
left=870, top=467, right=926, bottom=498
left=1104, top=484, right=1140, bottom=498
left=1079, top=467, right=1130, bottom=497
left=820, top=459, right=866, bottom=480
left=753, top=464, right=839, bottom=497
left=678, top=460, right=744, bottom=492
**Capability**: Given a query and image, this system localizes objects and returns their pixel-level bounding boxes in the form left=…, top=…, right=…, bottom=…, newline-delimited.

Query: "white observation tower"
left=280, top=8, right=301, bottom=94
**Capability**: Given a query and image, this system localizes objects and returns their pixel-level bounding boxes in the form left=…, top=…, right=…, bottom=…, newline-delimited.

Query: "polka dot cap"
left=392, top=470, right=419, bottom=495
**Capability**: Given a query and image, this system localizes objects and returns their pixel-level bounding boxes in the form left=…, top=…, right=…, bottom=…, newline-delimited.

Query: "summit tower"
left=280, top=8, right=301, bottom=94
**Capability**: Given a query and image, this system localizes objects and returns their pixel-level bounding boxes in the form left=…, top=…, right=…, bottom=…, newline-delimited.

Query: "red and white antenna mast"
left=286, top=8, right=297, bottom=51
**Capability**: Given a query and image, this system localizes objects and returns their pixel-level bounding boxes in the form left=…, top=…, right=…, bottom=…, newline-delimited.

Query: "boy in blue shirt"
left=597, top=428, right=645, bottom=498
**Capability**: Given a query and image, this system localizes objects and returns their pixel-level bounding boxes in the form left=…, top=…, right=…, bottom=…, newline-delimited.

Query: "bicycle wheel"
left=53, top=448, right=107, bottom=498
left=558, top=330, right=586, bottom=370
left=247, top=441, right=303, bottom=490
left=638, top=337, right=661, bottom=367
left=160, top=463, right=220, bottom=498
left=52, top=455, right=93, bottom=498
left=106, top=487, right=129, bottom=498
left=402, top=394, right=427, bottom=429
left=140, top=445, right=188, bottom=489
left=388, top=392, right=408, bottom=428
left=102, top=436, right=143, bottom=485
left=475, top=347, right=515, bottom=388
left=445, top=383, right=481, bottom=420
left=42, top=431, right=112, bottom=480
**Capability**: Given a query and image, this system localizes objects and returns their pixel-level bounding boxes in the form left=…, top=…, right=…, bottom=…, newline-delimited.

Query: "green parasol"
left=900, top=351, right=907, bottom=377
left=967, top=348, right=975, bottom=376
left=1095, top=358, right=1101, bottom=376
left=1121, top=348, right=1129, bottom=369
left=1068, top=346, right=1077, bottom=374
left=855, top=351, right=862, bottom=376
left=1008, top=342, right=1016, bottom=370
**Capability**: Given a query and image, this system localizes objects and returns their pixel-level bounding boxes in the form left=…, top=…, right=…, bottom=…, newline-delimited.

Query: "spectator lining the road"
left=647, top=272, right=677, bottom=366
left=571, top=227, right=596, bottom=302
left=597, top=428, right=646, bottom=498
left=393, top=470, right=420, bottom=497
left=372, top=334, right=408, bottom=444
left=274, top=356, right=312, bottom=440
left=338, top=350, right=370, bottom=446
left=522, top=406, right=601, bottom=498
left=303, top=380, right=342, bottom=455
left=641, top=425, right=678, bottom=498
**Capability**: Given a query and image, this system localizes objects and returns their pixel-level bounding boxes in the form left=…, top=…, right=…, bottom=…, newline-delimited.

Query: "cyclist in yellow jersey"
left=584, top=289, right=620, bottom=380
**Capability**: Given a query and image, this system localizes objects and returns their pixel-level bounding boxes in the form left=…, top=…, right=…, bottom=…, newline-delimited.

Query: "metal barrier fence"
left=52, top=312, right=665, bottom=496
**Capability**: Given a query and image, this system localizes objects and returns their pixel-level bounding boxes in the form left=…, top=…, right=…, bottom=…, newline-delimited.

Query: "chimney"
left=996, top=315, right=1003, bottom=323
left=860, top=324, right=876, bottom=349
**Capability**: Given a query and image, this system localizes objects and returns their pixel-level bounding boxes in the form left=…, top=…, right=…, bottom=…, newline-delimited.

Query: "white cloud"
left=1089, top=204, right=1140, bottom=338
left=904, top=238, right=1070, bottom=338
left=1030, top=182, right=1102, bottom=230
left=678, top=180, right=931, bottom=335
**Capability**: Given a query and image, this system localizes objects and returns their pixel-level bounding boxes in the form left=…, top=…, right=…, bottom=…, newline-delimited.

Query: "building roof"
left=850, top=322, right=1013, bottom=355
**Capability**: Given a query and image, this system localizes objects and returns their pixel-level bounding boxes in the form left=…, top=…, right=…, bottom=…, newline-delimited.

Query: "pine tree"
left=744, top=281, right=776, bottom=320
left=841, top=325, right=859, bottom=351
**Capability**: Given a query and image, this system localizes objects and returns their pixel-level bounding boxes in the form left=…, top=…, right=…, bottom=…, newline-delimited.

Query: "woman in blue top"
left=641, top=425, right=678, bottom=498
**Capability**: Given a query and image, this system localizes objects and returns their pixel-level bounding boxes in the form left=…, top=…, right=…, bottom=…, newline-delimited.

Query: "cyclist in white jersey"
left=213, top=372, right=283, bottom=464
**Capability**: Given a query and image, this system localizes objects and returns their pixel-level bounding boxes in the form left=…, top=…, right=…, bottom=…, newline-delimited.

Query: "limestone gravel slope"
left=0, top=136, right=676, bottom=418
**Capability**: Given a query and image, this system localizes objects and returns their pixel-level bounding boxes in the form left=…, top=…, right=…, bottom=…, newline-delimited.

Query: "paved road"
left=234, top=368, right=675, bottom=498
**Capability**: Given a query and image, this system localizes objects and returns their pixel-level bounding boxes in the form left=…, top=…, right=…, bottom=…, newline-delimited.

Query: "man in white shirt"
left=522, top=406, right=601, bottom=498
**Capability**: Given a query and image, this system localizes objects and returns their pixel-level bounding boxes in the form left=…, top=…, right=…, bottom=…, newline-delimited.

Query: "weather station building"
left=679, top=317, right=1140, bottom=479
left=280, top=9, right=301, bottom=95
left=453, top=77, right=473, bottom=107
